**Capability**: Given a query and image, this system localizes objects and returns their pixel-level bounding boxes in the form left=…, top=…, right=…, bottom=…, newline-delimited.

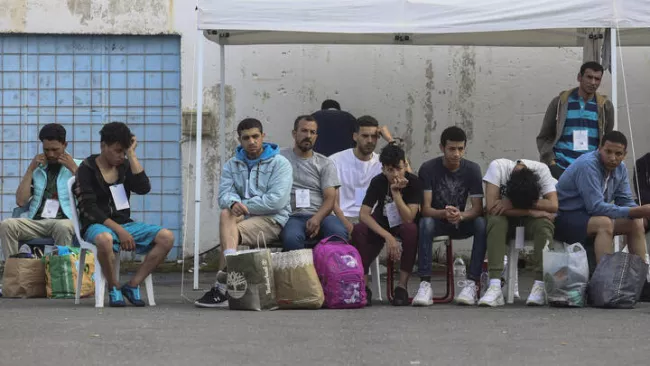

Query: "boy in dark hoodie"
left=195, top=118, right=293, bottom=308
left=76, top=122, right=174, bottom=307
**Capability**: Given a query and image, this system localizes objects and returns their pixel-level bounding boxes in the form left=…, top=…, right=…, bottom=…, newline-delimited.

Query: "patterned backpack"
left=312, top=235, right=367, bottom=309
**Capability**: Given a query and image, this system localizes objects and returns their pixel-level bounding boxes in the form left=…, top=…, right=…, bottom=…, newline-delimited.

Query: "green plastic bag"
left=42, top=247, right=95, bottom=299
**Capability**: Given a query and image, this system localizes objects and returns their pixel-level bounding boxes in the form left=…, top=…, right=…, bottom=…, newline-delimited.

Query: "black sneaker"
left=194, top=285, right=229, bottom=308
left=392, top=286, right=409, bottom=306
left=365, top=286, right=372, bottom=307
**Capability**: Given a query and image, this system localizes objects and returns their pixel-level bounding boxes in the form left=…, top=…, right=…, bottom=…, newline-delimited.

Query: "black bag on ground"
left=588, top=252, right=648, bottom=309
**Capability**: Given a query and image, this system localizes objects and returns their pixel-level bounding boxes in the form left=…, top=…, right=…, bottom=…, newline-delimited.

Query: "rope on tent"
left=614, top=27, right=643, bottom=204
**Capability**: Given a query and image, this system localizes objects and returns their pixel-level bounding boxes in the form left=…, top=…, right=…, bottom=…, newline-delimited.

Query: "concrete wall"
left=3, top=1, right=650, bottom=256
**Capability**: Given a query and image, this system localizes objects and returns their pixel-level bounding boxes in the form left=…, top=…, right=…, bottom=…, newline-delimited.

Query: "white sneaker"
left=478, top=284, right=505, bottom=307
left=412, top=281, right=433, bottom=306
left=526, top=280, right=547, bottom=306
left=455, top=282, right=478, bottom=305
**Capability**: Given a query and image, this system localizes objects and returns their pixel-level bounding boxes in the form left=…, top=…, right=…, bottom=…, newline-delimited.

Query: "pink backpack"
left=313, top=235, right=367, bottom=309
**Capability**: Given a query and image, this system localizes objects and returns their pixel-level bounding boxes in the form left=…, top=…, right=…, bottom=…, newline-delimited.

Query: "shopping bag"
left=271, top=249, right=324, bottom=309
left=43, top=247, right=95, bottom=299
left=2, top=248, right=46, bottom=298
left=227, top=233, right=277, bottom=311
left=588, top=252, right=649, bottom=308
left=543, top=241, right=589, bottom=307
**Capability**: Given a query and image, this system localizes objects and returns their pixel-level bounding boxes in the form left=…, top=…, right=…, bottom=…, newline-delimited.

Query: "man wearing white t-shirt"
left=331, top=115, right=393, bottom=235
left=479, top=159, right=557, bottom=307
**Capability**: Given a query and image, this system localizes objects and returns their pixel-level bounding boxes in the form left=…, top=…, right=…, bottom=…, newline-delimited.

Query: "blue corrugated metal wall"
left=0, top=35, right=183, bottom=259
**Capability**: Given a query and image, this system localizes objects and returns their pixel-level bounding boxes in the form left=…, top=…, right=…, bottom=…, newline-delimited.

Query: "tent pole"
left=193, top=31, right=205, bottom=290
left=219, top=44, right=226, bottom=171
left=611, top=28, right=618, bottom=131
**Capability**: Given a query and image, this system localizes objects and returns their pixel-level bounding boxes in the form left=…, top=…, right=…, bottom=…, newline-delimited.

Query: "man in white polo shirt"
left=330, top=115, right=394, bottom=235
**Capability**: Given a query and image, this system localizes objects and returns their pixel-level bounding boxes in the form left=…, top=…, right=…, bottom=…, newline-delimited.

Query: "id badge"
left=109, top=184, right=130, bottom=211
left=295, top=189, right=311, bottom=208
left=386, top=202, right=403, bottom=228
left=41, top=199, right=60, bottom=219
left=573, top=130, right=589, bottom=151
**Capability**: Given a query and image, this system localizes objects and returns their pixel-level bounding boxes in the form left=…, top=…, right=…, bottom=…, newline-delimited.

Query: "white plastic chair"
left=67, top=176, right=155, bottom=308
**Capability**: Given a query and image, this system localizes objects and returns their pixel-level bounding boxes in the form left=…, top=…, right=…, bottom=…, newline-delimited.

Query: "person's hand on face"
left=29, top=154, right=46, bottom=171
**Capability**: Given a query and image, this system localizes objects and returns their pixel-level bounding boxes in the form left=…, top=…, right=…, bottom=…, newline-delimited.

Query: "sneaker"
left=109, top=286, right=126, bottom=307
left=456, top=281, right=478, bottom=305
left=412, top=281, right=433, bottom=306
left=478, top=284, right=505, bottom=307
left=194, top=284, right=229, bottom=308
left=392, top=286, right=410, bottom=306
left=121, top=283, right=146, bottom=307
left=526, top=280, right=547, bottom=306
left=365, top=286, right=372, bottom=307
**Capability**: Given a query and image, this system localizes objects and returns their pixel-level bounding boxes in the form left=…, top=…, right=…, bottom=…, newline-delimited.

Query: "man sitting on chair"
left=351, top=144, right=423, bottom=306
left=479, top=158, right=557, bottom=307
left=555, top=131, right=649, bottom=265
left=75, top=122, right=174, bottom=307
left=0, top=123, right=79, bottom=259
left=195, top=118, right=293, bottom=308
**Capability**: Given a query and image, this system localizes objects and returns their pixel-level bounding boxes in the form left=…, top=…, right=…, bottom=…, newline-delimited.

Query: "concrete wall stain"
left=2, top=0, right=28, bottom=32
left=423, top=59, right=435, bottom=154
left=402, top=93, right=415, bottom=157
left=66, top=0, right=91, bottom=24
left=450, top=46, right=476, bottom=140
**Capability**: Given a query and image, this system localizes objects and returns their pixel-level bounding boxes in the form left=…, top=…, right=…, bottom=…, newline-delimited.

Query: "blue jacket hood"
left=236, top=143, right=280, bottom=165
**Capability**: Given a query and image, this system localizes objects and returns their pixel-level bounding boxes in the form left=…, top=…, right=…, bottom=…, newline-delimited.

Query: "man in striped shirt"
left=536, top=61, right=614, bottom=179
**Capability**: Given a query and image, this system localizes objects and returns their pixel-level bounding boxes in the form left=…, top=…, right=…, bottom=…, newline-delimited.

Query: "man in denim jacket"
left=0, top=123, right=80, bottom=258
left=195, top=118, right=293, bottom=308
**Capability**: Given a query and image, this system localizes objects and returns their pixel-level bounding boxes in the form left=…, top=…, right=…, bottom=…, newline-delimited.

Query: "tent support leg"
left=193, top=31, right=205, bottom=290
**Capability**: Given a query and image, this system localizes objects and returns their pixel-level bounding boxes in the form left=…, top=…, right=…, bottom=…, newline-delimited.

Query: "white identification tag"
left=573, top=130, right=589, bottom=151
left=295, top=189, right=311, bottom=208
left=515, top=226, right=525, bottom=249
left=109, top=184, right=131, bottom=211
left=354, top=188, right=366, bottom=206
left=386, top=202, right=403, bottom=228
left=41, top=199, right=60, bottom=219
left=244, top=179, right=251, bottom=199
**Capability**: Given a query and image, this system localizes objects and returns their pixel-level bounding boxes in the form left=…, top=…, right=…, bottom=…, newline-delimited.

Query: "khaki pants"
left=236, top=216, right=282, bottom=247
left=0, top=218, right=75, bottom=258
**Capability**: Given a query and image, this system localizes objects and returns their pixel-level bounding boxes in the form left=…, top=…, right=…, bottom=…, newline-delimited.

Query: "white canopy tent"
left=191, top=0, right=650, bottom=289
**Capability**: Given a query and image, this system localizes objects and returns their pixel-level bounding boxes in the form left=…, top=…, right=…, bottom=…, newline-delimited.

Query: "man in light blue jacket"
left=556, top=131, right=650, bottom=264
left=195, top=118, right=293, bottom=308
left=0, top=123, right=80, bottom=258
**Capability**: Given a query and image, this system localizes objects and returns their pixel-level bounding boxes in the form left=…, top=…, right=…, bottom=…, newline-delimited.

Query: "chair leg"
left=75, top=249, right=87, bottom=305
left=506, top=244, right=517, bottom=304
left=114, top=254, right=121, bottom=284
left=386, top=260, right=394, bottom=302
left=94, top=254, right=105, bottom=308
left=432, top=238, right=455, bottom=304
left=371, top=258, right=383, bottom=302
left=145, top=274, right=156, bottom=306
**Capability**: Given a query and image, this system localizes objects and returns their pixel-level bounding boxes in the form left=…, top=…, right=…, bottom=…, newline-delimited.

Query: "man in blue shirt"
left=555, top=131, right=649, bottom=263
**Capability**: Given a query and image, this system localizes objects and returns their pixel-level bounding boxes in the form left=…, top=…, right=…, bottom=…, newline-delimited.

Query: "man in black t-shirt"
left=351, top=144, right=423, bottom=306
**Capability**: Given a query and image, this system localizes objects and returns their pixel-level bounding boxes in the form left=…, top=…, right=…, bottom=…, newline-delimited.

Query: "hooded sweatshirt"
left=75, top=155, right=151, bottom=235
left=218, top=143, right=293, bottom=226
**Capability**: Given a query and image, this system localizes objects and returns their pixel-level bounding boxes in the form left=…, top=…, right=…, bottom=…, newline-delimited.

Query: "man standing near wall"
left=0, top=123, right=78, bottom=258
left=312, top=99, right=357, bottom=157
left=536, top=61, right=614, bottom=179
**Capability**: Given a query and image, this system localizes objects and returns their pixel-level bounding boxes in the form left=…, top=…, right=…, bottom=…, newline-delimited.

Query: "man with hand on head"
left=76, top=122, right=175, bottom=307
left=0, top=123, right=79, bottom=258
left=280, top=115, right=348, bottom=251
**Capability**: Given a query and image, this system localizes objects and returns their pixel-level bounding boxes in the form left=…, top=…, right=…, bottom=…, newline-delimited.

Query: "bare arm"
left=359, top=205, right=392, bottom=240
left=16, top=169, right=35, bottom=207
left=421, top=191, right=447, bottom=219
left=392, top=190, right=419, bottom=223
left=333, top=189, right=354, bottom=229
left=313, top=187, right=337, bottom=222
left=462, top=197, right=484, bottom=220
left=534, top=191, right=558, bottom=213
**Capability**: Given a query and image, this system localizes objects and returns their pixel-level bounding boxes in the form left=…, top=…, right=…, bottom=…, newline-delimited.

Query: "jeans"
left=418, top=216, right=487, bottom=282
left=280, top=215, right=348, bottom=251
left=486, top=215, right=554, bottom=281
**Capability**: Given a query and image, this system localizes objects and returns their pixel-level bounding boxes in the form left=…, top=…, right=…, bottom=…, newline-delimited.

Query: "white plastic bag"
left=543, top=241, right=589, bottom=307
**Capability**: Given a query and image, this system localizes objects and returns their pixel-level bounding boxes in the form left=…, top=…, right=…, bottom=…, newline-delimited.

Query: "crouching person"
left=351, top=144, right=423, bottom=306
left=75, top=122, right=174, bottom=307
left=480, top=159, right=557, bottom=307
left=195, top=118, right=293, bottom=308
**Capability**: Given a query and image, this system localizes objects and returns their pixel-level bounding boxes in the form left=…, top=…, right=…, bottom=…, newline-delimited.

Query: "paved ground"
left=1, top=272, right=650, bottom=366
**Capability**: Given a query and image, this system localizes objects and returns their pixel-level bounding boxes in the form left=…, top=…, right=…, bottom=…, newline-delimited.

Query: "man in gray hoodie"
left=195, top=118, right=293, bottom=308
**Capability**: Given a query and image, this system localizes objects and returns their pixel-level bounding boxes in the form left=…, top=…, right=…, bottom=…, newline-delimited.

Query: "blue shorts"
left=555, top=210, right=592, bottom=244
left=84, top=221, right=163, bottom=254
